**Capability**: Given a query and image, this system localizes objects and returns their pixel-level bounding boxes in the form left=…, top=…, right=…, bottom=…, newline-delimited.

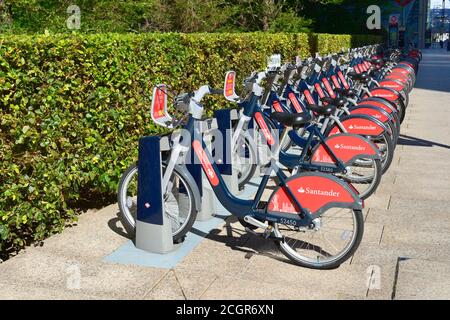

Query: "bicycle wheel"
left=117, top=162, right=197, bottom=242
left=273, top=208, right=364, bottom=269
left=372, top=132, right=394, bottom=174
left=338, top=158, right=382, bottom=200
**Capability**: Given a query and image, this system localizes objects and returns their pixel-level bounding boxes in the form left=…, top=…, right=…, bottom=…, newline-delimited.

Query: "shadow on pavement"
left=397, top=134, right=450, bottom=150
left=108, top=212, right=133, bottom=240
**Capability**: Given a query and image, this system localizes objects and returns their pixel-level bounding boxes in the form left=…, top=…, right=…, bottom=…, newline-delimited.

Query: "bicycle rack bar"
left=135, top=136, right=174, bottom=253
left=214, top=109, right=240, bottom=195
left=195, top=118, right=219, bottom=221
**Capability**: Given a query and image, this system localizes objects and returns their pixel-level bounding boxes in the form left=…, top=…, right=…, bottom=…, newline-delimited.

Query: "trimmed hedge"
left=0, top=32, right=379, bottom=256
left=313, top=33, right=382, bottom=54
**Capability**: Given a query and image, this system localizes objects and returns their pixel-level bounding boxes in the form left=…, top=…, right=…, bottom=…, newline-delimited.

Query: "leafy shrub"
left=0, top=32, right=380, bottom=256
left=313, top=33, right=381, bottom=54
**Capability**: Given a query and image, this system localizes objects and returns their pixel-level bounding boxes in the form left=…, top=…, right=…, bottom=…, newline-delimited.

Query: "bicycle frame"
left=166, top=116, right=317, bottom=228
left=231, top=92, right=349, bottom=175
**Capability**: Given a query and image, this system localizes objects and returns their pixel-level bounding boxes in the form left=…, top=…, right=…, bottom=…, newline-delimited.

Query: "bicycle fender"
left=349, top=105, right=392, bottom=123
left=385, top=73, right=408, bottom=85
left=369, top=87, right=401, bottom=102
left=378, top=79, right=406, bottom=93
left=327, top=114, right=388, bottom=137
left=357, top=98, right=398, bottom=115
left=311, top=133, right=381, bottom=167
left=266, top=172, right=363, bottom=216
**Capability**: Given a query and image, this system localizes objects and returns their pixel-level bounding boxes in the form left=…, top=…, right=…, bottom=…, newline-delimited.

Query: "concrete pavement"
left=0, top=49, right=449, bottom=300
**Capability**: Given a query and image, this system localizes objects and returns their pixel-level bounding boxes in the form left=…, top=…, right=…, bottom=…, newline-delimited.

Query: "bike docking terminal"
left=105, top=107, right=251, bottom=268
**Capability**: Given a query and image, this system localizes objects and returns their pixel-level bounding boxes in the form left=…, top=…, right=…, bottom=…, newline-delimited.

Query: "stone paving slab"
left=394, top=259, right=450, bottom=300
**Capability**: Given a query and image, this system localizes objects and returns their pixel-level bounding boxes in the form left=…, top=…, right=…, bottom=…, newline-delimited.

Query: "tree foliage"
left=0, top=0, right=372, bottom=34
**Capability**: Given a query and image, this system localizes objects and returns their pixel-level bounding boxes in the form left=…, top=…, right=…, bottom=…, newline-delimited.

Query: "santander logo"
left=374, top=93, right=396, bottom=100
left=298, top=187, right=340, bottom=197
left=348, top=124, right=376, bottom=131
left=334, top=144, right=366, bottom=151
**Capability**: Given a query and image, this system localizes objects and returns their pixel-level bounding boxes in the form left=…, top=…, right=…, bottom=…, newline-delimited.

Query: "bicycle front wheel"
left=273, top=208, right=364, bottom=269
left=117, top=162, right=197, bottom=242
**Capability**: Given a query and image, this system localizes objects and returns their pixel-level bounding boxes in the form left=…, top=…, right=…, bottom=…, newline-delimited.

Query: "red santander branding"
left=370, top=88, right=399, bottom=101
left=311, top=134, right=377, bottom=165
left=192, top=140, right=219, bottom=187
left=314, top=83, right=326, bottom=99
left=255, top=112, right=275, bottom=146
left=392, top=68, right=411, bottom=76
left=331, top=75, right=340, bottom=88
left=338, top=71, right=350, bottom=89
left=288, top=92, right=303, bottom=112
left=303, top=90, right=315, bottom=105
left=379, top=80, right=404, bottom=92
left=322, top=78, right=336, bottom=98
left=329, top=118, right=385, bottom=136
left=267, top=175, right=355, bottom=214
left=350, top=108, right=389, bottom=123
left=272, top=101, right=283, bottom=112
left=357, top=100, right=394, bottom=115
left=386, top=73, right=408, bottom=85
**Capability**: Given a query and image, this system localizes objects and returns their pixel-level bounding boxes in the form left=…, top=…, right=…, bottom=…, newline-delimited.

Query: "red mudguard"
left=328, top=115, right=387, bottom=137
left=311, top=133, right=380, bottom=167
left=392, top=66, right=414, bottom=76
left=267, top=172, right=362, bottom=216
left=378, top=79, right=406, bottom=93
left=385, top=73, right=409, bottom=85
left=357, top=98, right=398, bottom=115
left=357, top=100, right=394, bottom=115
left=349, top=106, right=389, bottom=123
left=369, top=87, right=400, bottom=102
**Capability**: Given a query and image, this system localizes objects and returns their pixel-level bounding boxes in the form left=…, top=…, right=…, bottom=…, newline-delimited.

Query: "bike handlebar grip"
left=175, top=102, right=190, bottom=113
left=209, top=88, right=223, bottom=95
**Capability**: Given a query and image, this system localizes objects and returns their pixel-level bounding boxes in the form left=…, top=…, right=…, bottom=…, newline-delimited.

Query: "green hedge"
left=313, top=33, right=382, bottom=54
left=0, top=32, right=379, bottom=256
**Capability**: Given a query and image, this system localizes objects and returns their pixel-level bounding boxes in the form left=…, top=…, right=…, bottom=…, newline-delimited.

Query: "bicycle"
left=141, top=83, right=365, bottom=269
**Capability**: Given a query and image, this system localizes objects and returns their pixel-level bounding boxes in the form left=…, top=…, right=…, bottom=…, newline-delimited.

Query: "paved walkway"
left=1, top=49, right=449, bottom=300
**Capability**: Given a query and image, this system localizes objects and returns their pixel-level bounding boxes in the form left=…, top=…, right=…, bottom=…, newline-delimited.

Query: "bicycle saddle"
left=334, top=88, right=357, bottom=98
left=270, top=112, right=312, bottom=128
left=306, top=104, right=337, bottom=116
left=348, top=72, right=370, bottom=83
left=368, top=58, right=382, bottom=65
left=321, top=96, right=347, bottom=107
